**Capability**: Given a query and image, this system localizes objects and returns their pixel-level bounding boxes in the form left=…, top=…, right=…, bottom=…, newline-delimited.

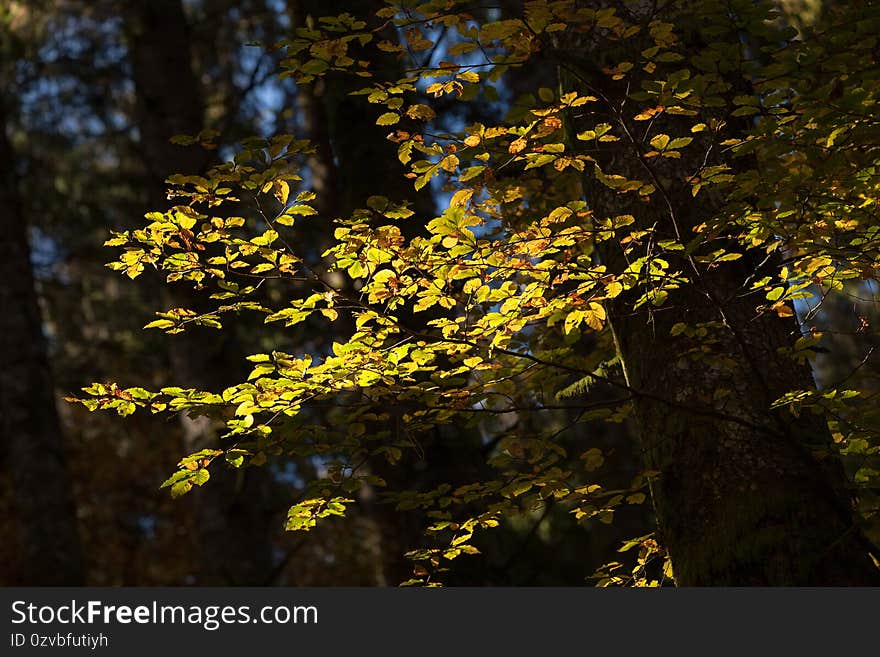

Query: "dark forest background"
left=1, top=0, right=876, bottom=586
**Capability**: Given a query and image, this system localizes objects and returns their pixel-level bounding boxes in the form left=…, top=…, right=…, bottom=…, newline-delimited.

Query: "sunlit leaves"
left=286, top=497, right=354, bottom=531
left=376, top=112, right=400, bottom=126
left=563, top=304, right=607, bottom=335
left=70, top=0, right=880, bottom=587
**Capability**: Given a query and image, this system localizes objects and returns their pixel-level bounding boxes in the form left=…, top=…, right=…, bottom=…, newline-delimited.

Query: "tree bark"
left=555, top=4, right=880, bottom=585
left=589, top=128, right=880, bottom=583
left=590, top=124, right=880, bottom=585
left=610, top=269, right=880, bottom=584
left=0, top=97, right=85, bottom=585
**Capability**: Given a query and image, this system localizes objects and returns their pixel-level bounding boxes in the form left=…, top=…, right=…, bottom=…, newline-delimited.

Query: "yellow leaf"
left=772, top=302, right=794, bottom=318
left=406, top=104, right=436, bottom=121
left=584, top=302, right=607, bottom=330
left=606, top=281, right=623, bottom=298
left=440, top=154, right=459, bottom=172
left=509, top=137, right=527, bottom=154
left=450, top=189, right=474, bottom=207
left=460, top=165, right=485, bottom=181
left=273, top=180, right=289, bottom=205
left=564, top=310, right=584, bottom=335
left=633, top=107, right=661, bottom=121
left=376, top=112, right=400, bottom=126
left=649, top=134, right=670, bottom=150
left=287, top=205, right=317, bottom=216
left=144, top=319, right=175, bottom=330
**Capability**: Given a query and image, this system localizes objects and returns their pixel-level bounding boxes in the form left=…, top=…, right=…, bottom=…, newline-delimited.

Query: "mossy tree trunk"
left=556, top=4, right=880, bottom=585
left=609, top=269, right=880, bottom=584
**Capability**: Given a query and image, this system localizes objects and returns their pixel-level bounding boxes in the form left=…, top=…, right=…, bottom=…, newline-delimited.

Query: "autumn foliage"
left=70, top=0, right=880, bottom=585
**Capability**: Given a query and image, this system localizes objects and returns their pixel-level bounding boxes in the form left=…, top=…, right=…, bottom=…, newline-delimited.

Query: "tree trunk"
left=0, top=97, right=85, bottom=585
left=588, top=128, right=879, bottom=585
left=124, top=0, right=275, bottom=585
left=610, top=272, right=880, bottom=584
left=555, top=5, right=880, bottom=585
left=589, top=114, right=880, bottom=585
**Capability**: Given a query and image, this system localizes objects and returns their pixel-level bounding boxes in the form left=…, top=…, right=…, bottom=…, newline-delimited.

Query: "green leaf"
left=192, top=468, right=210, bottom=486
left=287, top=205, right=318, bottom=216
left=649, top=134, right=670, bottom=150
left=376, top=112, right=400, bottom=126
left=460, top=165, right=485, bottom=181
left=144, top=319, right=175, bottom=330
